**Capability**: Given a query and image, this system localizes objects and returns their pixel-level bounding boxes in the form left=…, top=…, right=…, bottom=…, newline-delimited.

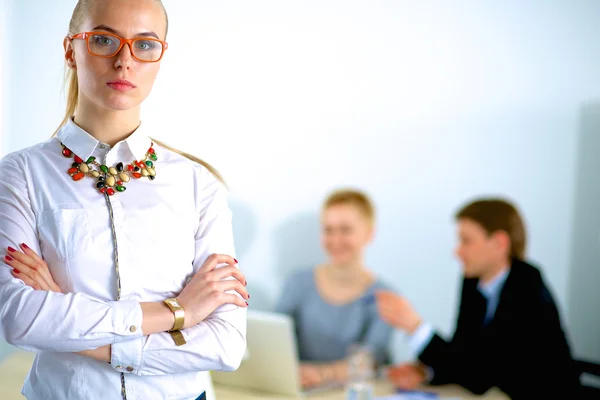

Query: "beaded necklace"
left=61, top=142, right=158, bottom=195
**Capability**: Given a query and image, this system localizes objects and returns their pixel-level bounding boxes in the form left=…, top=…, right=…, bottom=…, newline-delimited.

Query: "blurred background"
left=1, top=0, right=599, bottom=369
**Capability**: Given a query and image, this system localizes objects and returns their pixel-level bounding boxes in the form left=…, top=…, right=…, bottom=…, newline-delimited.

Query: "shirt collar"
left=478, top=267, right=510, bottom=299
left=125, top=121, right=153, bottom=159
left=56, top=118, right=152, bottom=161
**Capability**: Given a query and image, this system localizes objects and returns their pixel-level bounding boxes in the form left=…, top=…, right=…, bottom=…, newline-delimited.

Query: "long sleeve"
left=419, top=331, right=495, bottom=394
left=418, top=272, right=580, bottom=398
left=407, top=322, right=435, bottom=358
left=418, top=279, right=495, bottom=394
left=0, top=155, right=144, bottom=352
left=111, top=167, right=247, bottom=375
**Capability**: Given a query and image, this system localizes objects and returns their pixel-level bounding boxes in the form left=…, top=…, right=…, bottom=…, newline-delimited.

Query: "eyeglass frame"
left=67, top=31, right=169, bottom=63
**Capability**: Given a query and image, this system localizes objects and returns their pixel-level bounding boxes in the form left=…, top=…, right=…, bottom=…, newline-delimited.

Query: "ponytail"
left=150, top=137, right=227, bottom=187
left=53, top=69, right=79, bottom=136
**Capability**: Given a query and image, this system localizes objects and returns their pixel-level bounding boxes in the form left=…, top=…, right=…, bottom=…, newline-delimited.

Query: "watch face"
left=167, top=299, right=177, bottom=307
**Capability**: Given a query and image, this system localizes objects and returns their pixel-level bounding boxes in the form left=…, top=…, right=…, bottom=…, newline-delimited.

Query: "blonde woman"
left=0, top=1, right=248, bottom=399
left=277, top=189, right=394, bottom=389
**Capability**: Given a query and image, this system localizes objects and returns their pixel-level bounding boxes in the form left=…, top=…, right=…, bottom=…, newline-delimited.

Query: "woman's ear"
left=365, top=224, right=375, bottom=244
left=64, top=37, right=76, bottom=69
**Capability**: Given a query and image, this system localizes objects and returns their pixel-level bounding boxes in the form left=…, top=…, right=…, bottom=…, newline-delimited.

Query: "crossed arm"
left=0, top=157, right=249, bottom=376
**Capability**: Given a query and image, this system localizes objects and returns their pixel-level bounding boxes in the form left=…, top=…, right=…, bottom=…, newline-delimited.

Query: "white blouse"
left=0, top=119, right=246, bottom=400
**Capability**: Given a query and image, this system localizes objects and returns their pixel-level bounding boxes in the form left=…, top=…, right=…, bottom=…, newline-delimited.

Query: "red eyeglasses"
left=68, top=31, right=168, bottom=63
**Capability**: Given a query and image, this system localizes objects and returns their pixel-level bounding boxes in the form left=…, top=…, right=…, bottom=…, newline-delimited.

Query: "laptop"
left=211, top=310, right=343, bottom=397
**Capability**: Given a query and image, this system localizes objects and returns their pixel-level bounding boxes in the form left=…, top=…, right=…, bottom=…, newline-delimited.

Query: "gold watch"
left=163, top=298, right=186, bottom=346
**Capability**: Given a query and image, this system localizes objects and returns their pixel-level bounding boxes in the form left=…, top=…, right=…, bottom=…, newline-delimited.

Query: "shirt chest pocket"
left=38, top=205, right=92, bottom=262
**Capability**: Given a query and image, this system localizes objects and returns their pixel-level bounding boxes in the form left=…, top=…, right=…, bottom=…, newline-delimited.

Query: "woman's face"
left=321, top=204, right=373, bottom=266
left=65, top=0, right=167, bottom=112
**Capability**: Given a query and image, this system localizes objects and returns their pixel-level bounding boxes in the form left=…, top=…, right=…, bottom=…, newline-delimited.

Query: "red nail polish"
left=234, top=258, right=238, bottom=264
left=13, top=268, right=20, bottom=274
left=248, top=294, right=251, bottom=299
left=245, top=301, right=249, bottom=306
left=5, top=255, right=13, bottom=261
left=21, top=243, right=29, bottom=250
left=7, top=246, right=16, bottom=253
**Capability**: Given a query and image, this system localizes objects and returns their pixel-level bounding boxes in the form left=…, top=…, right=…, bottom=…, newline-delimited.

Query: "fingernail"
left=245, top=280, right=248, bottom=286
left=7, top=246, right=16, bottom=253
left=13, top=268, right=20, bottom=274
left=21, top=243, right=29, bottom=250
left=248, top=294, right=251, bottom=299
left=234, top=258, right=238, bottom=264
left=245, top=301, right=249, bottom=306
left=5, top=255, right=13, bottom=261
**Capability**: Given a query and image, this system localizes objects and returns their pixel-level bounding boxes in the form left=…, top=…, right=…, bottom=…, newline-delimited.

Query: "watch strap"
left=169, top=330, right=187, bottom=346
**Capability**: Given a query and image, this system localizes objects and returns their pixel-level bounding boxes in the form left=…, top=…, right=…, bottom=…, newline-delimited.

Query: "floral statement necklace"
left=61, top=142, right=158, bottom=196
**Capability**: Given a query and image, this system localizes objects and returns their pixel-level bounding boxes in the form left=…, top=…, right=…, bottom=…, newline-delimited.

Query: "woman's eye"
left=93, top=35, right=115, bottom=46
left=135, top=40, right=157, bottom=51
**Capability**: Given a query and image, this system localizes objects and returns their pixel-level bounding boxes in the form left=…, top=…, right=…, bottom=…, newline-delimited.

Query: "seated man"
left=376, top=198, right=581, bottom=399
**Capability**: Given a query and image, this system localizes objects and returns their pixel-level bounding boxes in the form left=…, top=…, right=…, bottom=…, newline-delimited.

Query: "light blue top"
left=276, top=269, right=394, bottom=365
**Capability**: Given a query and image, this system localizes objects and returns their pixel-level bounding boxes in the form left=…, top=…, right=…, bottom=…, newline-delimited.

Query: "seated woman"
left=276, top=189, right=394, bottom=388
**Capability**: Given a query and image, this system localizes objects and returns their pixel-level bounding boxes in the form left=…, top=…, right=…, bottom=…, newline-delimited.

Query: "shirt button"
left=126, top=388, right=133, bottom=394
left=129, top=325, right=137, bottom=333
left=99, top=144, right=106, bottom=149
left=126, top=366, right=134, bottom=372
left=115, top=365, right=122, bottom=370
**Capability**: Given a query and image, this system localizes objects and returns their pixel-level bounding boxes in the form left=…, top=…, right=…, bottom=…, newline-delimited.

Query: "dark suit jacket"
left=419, top=258, right=580, bottom=399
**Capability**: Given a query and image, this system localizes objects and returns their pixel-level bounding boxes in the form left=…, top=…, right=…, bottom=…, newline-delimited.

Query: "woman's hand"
left=299, top=361, right=347, bottom=388
left=176, top=254, right=249, bottom=329
left=300, top=363, right=325, bottom=388
left=5, top=244, right=62, bottom=293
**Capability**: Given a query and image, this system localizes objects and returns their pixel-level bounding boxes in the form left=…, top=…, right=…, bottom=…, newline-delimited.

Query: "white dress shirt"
left=0, top=119, right=246, bottom=400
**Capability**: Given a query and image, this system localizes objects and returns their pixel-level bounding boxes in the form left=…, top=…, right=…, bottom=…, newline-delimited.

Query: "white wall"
left=3, top=0, right=600, bottom=362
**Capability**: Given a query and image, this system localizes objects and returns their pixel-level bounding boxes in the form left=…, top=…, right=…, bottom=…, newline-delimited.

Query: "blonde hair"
left=323, top=188, right=375, bottom=223
left=53, top=0, right=225, bottom=185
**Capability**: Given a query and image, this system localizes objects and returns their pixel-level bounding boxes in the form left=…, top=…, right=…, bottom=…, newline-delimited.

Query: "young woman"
left=0, top=1, right=248, bottom=399
left=276, top=189, right=394, bottom=389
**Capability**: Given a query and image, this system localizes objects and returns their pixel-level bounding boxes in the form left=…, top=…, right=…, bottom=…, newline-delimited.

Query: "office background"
left=1, top=0, right=599, bottom=367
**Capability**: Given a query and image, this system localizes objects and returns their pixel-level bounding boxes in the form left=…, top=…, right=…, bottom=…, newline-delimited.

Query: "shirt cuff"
left=111, top=337, right=145, bottom=375
left=110, top=300, right=144, bottom=343
left=423, top=365, right=434, bottom=383
left=109, top=300, right=144, bottom=374
left=408, top=322, right=434, bottom=357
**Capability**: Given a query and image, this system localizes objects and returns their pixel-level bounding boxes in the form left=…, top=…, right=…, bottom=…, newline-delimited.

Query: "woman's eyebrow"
left=92, top=24, right=160, bottom=39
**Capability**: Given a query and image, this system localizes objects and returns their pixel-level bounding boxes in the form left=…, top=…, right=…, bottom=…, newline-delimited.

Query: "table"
left=215, top=381, right=509, bottom=399
left=0, top=351, right=509, bottom=400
